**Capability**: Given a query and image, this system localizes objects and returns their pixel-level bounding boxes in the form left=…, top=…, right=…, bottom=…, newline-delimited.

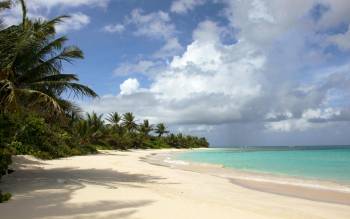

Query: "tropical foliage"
left=0, top=0, right=97, bottom=115
left=0, top=0, right=209, bottom=202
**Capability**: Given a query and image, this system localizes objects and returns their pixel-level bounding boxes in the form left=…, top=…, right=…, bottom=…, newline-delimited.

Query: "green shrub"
left=9, top=141, right=32, bottom=155
left=146, top=138, right=170, bottom=149
left=0, top=111, right=208, bottom=163
left=0, top=191, right=12, bottom=203
left=75, top=144, right=98, bottom=155
left=0, top=113, right=19, bottom=146
left=0, top=147, right=12, bottom=177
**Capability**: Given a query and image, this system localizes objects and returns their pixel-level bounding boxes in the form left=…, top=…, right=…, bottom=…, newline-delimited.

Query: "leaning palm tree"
left=121, top=112, right=137, bottom=132
left=155, top=123, right=169, bottom=137
left=0, top=0, right=97, bottom=114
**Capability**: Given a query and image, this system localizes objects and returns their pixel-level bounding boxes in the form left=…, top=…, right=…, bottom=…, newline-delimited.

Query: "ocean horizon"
left=176, top=146, right=350, bottom=183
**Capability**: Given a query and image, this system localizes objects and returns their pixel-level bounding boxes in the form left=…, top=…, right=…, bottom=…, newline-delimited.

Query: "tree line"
left=0, top=0, right=208, bottom=202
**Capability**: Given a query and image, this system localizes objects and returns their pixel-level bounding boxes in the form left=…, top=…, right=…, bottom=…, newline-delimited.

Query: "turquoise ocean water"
left=176, top=146, right=350, bottom=183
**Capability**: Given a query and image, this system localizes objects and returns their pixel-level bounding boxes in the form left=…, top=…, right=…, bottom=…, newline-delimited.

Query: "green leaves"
left=0, top=0, right=97, bottom=115
left=107, top=112, right=121, bottom=126
left=36, top=36, right=68, bottom=58
left=155, top=123, right=169, bottom=137
left=121, top=112, right=137, bottom=132
left=139, top=119, right=153, bottom=136
left=17, top=88, right=62, bottom=113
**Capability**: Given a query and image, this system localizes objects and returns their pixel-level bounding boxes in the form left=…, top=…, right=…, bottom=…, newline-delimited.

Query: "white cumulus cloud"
left=82, top=0, right=350, bottom=144
left=153, top=37, right=183, bottom=58
left=28, top=0, right=110, bottom=9
left=56, top=12, right=90, bottom=33
left=171, top=0, right=206, bottom=14
left=327, top=25, right=350, bottom=51
left=126, top=9, right=176, bottom=40
left=120, top=78, right=140, bottom=95
left=103, top=23, right=125, bottom=33
left=1, top=0, right=101, bottom=32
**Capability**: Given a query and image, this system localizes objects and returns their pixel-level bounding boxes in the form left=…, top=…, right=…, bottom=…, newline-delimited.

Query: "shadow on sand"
left=0, top=156, right=166, bottom=219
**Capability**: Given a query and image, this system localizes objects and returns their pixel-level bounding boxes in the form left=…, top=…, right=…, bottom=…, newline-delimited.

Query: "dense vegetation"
left=0, top=0, right=209, bottom=202
left=0, top=111, right=208, bottom=159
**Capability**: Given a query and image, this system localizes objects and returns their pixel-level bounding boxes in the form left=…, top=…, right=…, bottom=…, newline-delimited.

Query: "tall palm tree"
left=0, top=0, right=97, bottom=114
left=155, top=123, right=169, bottom=137
left=121, top=112, right=137, bottom=132
left=139, top=119, right=153, bottom=136
left=106, top=112, right=121, bottom=126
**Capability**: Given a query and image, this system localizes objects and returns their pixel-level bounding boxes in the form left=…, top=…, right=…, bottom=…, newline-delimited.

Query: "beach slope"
left=0, top=149, right=349, bottom=219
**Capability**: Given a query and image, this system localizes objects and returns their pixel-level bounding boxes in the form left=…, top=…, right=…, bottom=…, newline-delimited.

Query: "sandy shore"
left=1, top=149, right=350, bottom=219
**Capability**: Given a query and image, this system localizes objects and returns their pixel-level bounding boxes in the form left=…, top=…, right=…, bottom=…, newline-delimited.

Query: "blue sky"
left=61, top=0, right=227, bottom=95
left=2, top=0, right=350, bottom=146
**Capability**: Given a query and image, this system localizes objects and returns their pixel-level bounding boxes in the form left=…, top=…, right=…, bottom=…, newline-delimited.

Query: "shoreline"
left=1, top=149, right=350, bottom=219
left=169, top=148, right=350, bottom=186
left=144, top=149, right=350, bottom=206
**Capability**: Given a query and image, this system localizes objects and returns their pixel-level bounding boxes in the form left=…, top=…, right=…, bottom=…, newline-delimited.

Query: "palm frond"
left=56, top=98, right=82, bottom=116
left=37, top=36, right=68, bottom=58
left=0, top=1, right=11, bottom=10
left=31, top=15, right=69, bottom=38
left=29, top=81, right=97, bottom=98
left=60, top=46, right=84, bottom=62
left=107, top=112, right=121, bottom=125
left=27, top=46, right=83, bottom=76
left=61, top=82, right=98, bottom=98
left=0, top=79, right=16, bottom=107
left=0, top=2, right=97, bottom=115
left=32, top=74, right=79, bottom=83
left=17, top=88, right=62, bottom=113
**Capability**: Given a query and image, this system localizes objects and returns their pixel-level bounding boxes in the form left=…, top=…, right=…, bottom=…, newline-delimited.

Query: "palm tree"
left=84, top=112, right=107, bottom=144
left=86, top=112, right=104, bottom=133
left=62, top=102, right=82, bottom=128
left=106, top=112, right=121, bottom=126
left=139, top=119, right=153, bottom=136
left=0, top=0, right=97, bottom=114
left=73, top=113, right=104, bottom=145
left=121, top=112, right=137, bottom=132
left=74, top=119, right=90, bottom=144
left=155, top=123, right=169, bottom=137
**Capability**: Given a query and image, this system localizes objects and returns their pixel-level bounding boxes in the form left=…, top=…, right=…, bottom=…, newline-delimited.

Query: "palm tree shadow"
left=73, top=210, right=139, bottom=219
left=97, top=151, right=129, bottom=156
left=0, top=156, right=165, bottom=219
left=1, top=192, right=153, bottom=219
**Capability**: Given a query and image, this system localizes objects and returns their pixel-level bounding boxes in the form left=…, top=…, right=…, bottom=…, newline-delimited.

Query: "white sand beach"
left=1, top=149, right=350, bottom=219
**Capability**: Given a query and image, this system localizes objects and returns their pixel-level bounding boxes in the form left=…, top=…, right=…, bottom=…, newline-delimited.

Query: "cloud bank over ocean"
left=4, top=0, right=349, bottom=145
